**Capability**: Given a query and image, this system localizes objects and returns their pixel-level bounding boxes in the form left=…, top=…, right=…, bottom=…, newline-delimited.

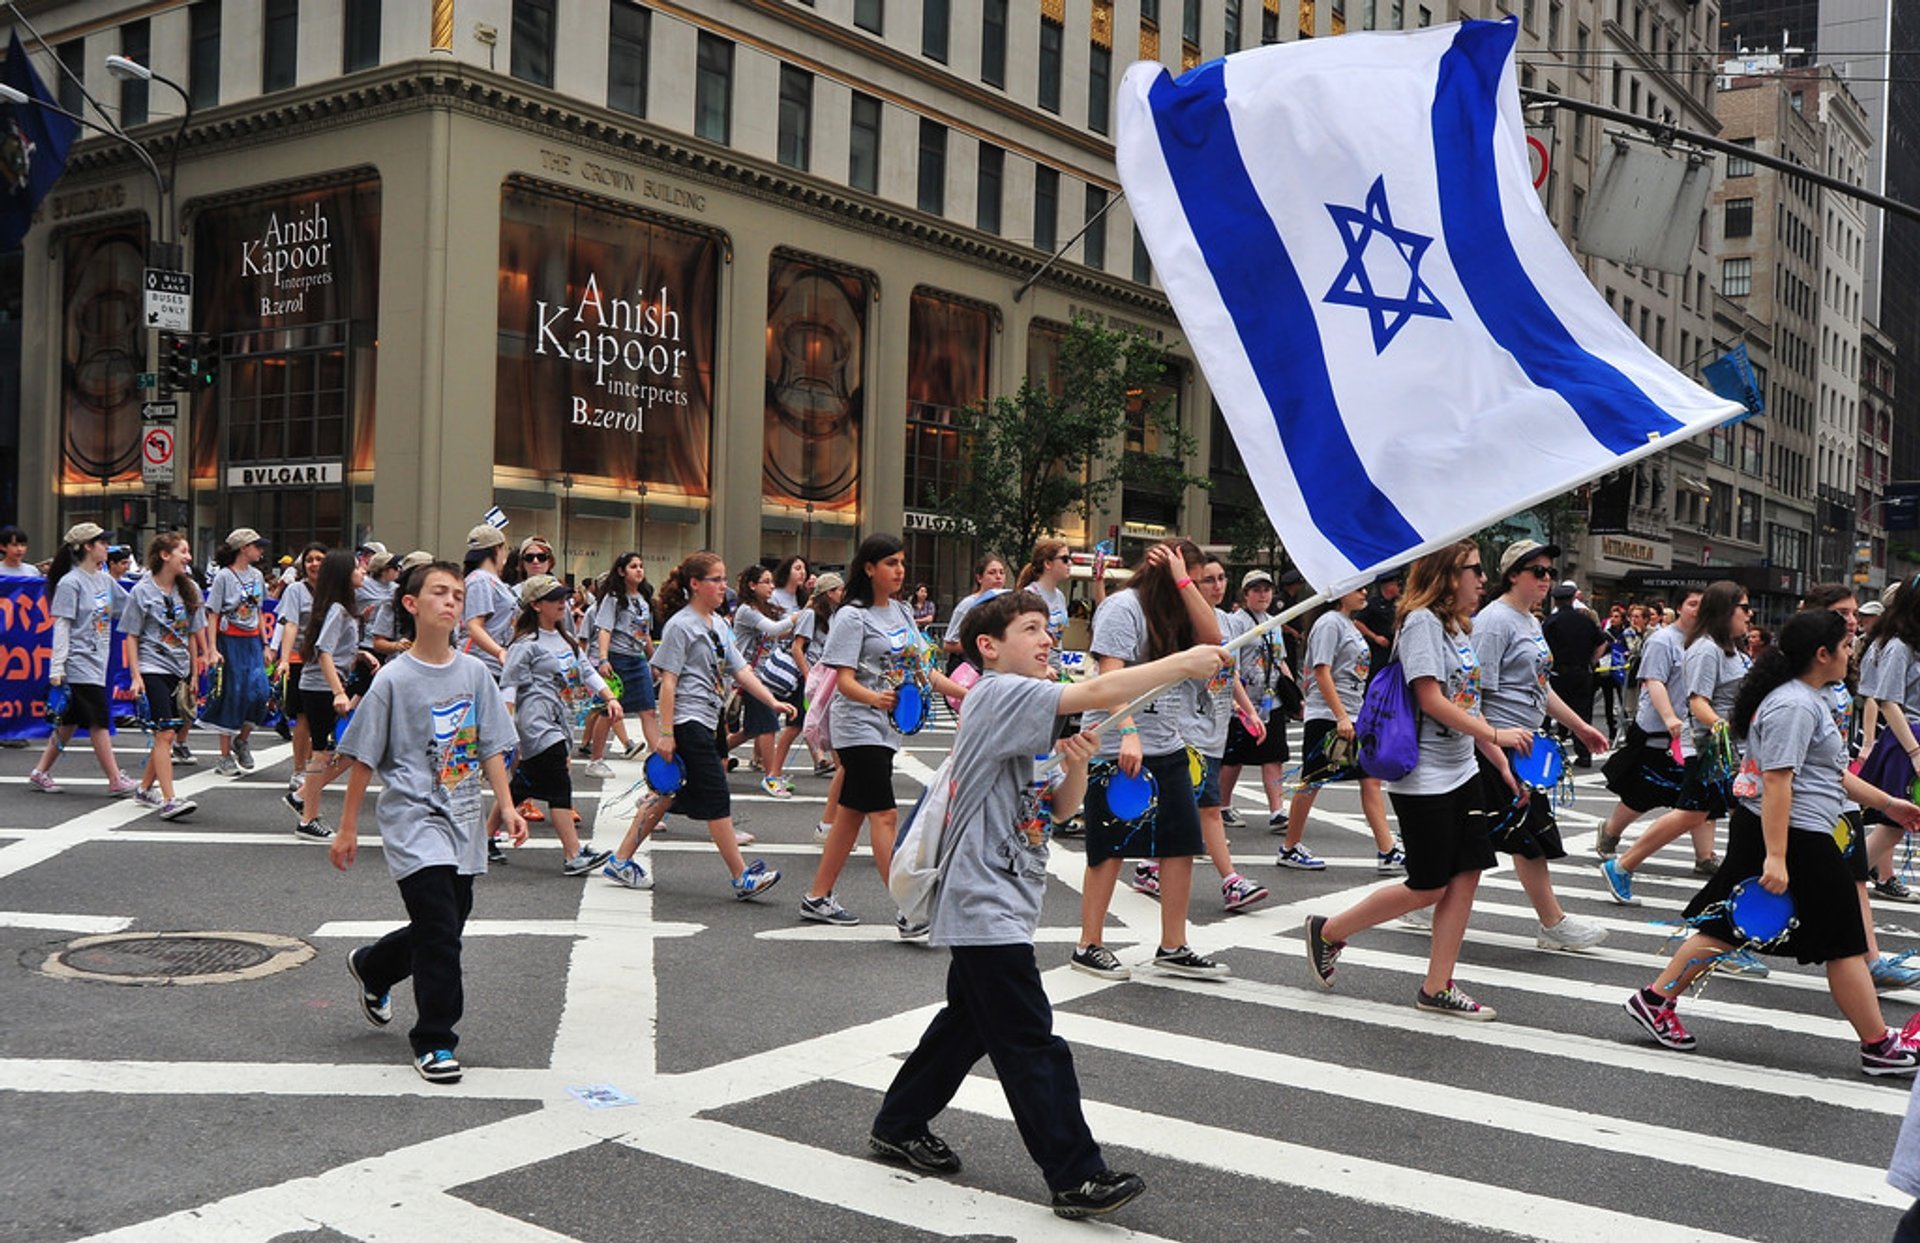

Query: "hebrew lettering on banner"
left=0, top=580, right=136, bottom=741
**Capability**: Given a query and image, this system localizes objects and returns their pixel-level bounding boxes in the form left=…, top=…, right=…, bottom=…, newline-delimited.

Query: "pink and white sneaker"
left=27, top=769, right=61, bottom=793
left=106, top=774, right=141, bottom=797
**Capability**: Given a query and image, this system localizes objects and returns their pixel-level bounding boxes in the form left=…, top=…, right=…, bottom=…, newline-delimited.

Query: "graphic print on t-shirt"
left=1450, top=634, right=1482, bottom=717
left=430, top=697, right=481, bottom=793
left=90, top=585, right=111, bottom=643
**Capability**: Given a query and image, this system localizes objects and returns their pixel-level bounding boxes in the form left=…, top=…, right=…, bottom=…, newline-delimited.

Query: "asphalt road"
left=0, top=713, right=1915, bottom=1242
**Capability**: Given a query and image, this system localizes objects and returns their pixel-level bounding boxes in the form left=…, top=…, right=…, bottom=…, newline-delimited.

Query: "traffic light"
left=159, top=332, right=193, bottom=392
left=193, top=333, right=220, bottom=391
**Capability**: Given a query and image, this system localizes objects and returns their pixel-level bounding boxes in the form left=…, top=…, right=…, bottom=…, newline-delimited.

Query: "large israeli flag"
left=1117, top=18, right=1740, bottom=592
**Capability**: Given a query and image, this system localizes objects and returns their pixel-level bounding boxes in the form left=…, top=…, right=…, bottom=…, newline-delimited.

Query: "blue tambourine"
left=890, top=680, right=931, bottom=736
left=644, top=750, right=687, bottom=796
left=1101, top=764, right=1159, bottom=825
left=43, top=684, right=69, bottom=726
left=1509, top=733, right=1566, bottom=790
left=332, top=708, right=354, bottom=744
left=1725, top=877, right=1796, bottom=946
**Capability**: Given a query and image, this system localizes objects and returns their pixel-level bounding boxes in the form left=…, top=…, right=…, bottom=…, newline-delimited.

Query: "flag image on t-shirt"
left=430, top=696, right=480, bottom=792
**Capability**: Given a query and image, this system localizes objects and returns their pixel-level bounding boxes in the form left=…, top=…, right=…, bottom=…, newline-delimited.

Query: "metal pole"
left=1012, top=190, right=1124, bottom=303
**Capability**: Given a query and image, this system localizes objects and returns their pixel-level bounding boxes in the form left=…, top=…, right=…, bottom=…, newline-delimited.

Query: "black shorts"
left=1297, top=718, right=1364, bottom=786
left=1673, top=752, right=1732, bottom=817
left=1223, top=714, right=1289, bottom=766
left=1085, top=748, right=1206, bottom=866
left=142, top=673, right=187, bottom=730
left=836, top=744, right=899, bottom=814
left=1600, top=724, right=1685, bottom=813
left=668, top=721, right=731, bottom=822
left=300, top=688, right=341, bottom=751
left=509, top=740, right=573, bottom=810
left=1389, top=777, right=1498, bottom=891
left=1684, top=804, right=1867, bottom=965
left=1475, top=752, right=1567, bottom=861
left=1841, top=808, right=1870, bottom=882
left=57, top=682, right=112, bottom=731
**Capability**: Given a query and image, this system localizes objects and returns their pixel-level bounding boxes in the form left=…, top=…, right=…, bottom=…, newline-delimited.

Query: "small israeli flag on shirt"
left=1117, top=18, right=1740, bottom=592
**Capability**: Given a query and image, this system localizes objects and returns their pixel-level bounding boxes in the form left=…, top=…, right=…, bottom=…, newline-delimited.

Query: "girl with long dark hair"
left=729, top=563, right=803, bottom=795
left=771, top=555, right=810, bottom=616
left=292, top=549, right=372, bottom=840
left=120, top=533, right=209, bottom=820
left=1071, top=539, right=1228, bottom=981
left=203, top=529, right=273, bottom=776
left=29, top=523, right=139, bottom=799
left=599, top=552, right=790, bottom=897
left=587, top=551, right=657, bottom=776
left=1624, top=608, right=1920, bottom=1075
left=801, top=533, right=967, bottom=931
left=1306, top=541, right=1533, bottom=1020
left=274, top=541, right=328, bottom=800
left=1859, top=576, right=1920, bottom=903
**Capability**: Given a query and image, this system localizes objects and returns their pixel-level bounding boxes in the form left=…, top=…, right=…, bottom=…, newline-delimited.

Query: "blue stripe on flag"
left=1148, top=65, right=1420, bottom=573
left=1431, top=21, right=1684, bottom=452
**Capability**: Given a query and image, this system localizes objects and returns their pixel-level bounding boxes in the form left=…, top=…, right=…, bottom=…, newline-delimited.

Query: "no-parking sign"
left=141, top=422, right=175, bottom=485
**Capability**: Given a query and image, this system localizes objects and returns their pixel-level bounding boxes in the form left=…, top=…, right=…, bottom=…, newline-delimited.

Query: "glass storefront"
left=762, top=250, right=868, bottom=568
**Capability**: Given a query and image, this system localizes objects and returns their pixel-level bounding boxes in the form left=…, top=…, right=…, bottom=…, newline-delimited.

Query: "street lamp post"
left=103, top=55, right=192, bottom=267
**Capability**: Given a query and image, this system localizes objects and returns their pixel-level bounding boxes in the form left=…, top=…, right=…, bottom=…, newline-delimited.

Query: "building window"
left=922, top=0, right=949, bottom=61
left=976, top=142, right=1003, bottom=234
left=1084, top=186, right=1108, bottom=269
left=608, top=1, right=649, bottom=117
left=1418, top=6, right=1432, bottom=27
left=917, top=118, right=946, bottom=214
left=849, top=92, right=881, bottom=193
left=343, top=0, right=381, bottom=73
left=1034, top=166, right=1059, bottom=253
left=1727, top=139, right=1755, bottom=177
left=855, top=0, right=884, bottom=34
left=1038, top=19, right=1063, bottom=113
left=1224, top=0, right=1244, bottom=48
left=1142, top=0, right=1161, bottom=23
left=119, top=20, right=150, bottom=126
left=1737, top=490, right=1760, bottom=543
left=1262, top=6, right=1280, bottom=41
left=904, top=291, right=990, bottom=518
left=1133, top=225, right=1152, bottom=284
left=510, top=0, right=555, bottom=88
left=1721, top=256, right=1752, bottom=297
left=1724, top=197, right=1753, bottom=239
left=56, top=39, right=83, bottom=116
left=1183, top=0, right=1201, bottom=41
left=981, top=0, right=1007, bottom=86
left=1088, top=44, right=1111, bottom=134
left=694, top=33, right=733, bottom=145
left=775, top=66, right=812, bottom=170
left=189, top=1, right=221, bottom=109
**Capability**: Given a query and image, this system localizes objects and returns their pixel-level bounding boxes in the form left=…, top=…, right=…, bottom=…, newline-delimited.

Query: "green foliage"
left=928, top=315, right=1209, bottom=562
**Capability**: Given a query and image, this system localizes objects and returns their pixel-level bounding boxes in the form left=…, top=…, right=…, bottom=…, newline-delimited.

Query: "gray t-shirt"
left=793, top=607, right=824, bottom=653
left=1302, top=609, right=1368, bottom=722
left=1732, top=678, right=1847, bottom=833
left=207, top=566, right=267, bottom=637
left=337, top=651, right=513, bottom=881
left=591, top=591, right=654, bottom=659
left=1472, top=598, right=1553, bottom=733
left=943, top=588, right=1007, bottom=648
left=823, top=599, right=926, bottom=752
left=929, top=672, right=1065, bottom=948
left=1683, top=638, right=1751, bottom=748
left=1863, top=637, right=1920, bottom=714
left=654, top=607, right=746, bottom=731
left=1633, top=624, right=1690, bottom=752
left=50, top=567, right=126, bottom=685
left=119, top=578, right=204, bottom=678
left=1084, top=589, right=1185, bottom=758
left=1026, top=582, right=1070, bottom=677
left=461, top=568, right=518, bottom=677
left=368, top=597, right=401, bottom=644
left=299, top=603, right=361, bottom=692
left=277, top=580, right=313, bottom=657
left=502, top=628, right=608, bottom=755
left=1386, top=608, right=1481, bottom=797
left=355, top=579, right=392, bottom=650
left=732, top=605, right=797, bottom=671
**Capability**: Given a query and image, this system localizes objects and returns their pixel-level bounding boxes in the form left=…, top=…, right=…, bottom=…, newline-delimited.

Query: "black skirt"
left=1682, top=805, right=1866, bottom=966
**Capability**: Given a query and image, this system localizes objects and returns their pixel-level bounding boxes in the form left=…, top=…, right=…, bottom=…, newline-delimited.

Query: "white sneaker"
left=814, top=821, right=832, bottom=843
left=583, top=760, right=615, bottom=780
left=760, top=776, right=791, bottom=799
left=1537, top=915, right=1607, bottom=952
left=1400, top=906, right=1433, bottom=930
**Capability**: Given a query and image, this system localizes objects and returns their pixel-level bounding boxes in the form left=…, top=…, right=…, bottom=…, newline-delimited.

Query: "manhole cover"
left=40, top=931, right=314, bottom=986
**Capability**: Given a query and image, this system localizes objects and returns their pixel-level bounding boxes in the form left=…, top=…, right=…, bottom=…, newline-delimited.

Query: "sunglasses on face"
left=1737, top=602, right=1754, bottom=612
left=1461, top=563, right=1487, bottom=578
left=1517, top=565, right=1555, bottom=580
left=522, top=551, right=552, bottom=564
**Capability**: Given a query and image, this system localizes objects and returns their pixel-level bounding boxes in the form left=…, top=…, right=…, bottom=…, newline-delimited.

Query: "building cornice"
left=58, top=59, right=1171, bottom=319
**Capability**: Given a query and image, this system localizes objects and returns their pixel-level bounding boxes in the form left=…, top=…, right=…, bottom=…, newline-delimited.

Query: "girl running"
left=600, top=552, right=789, bottom=897
left=1278, top=583, right=1404, bottom=873
left=729, top=563, right=803, bottom=798
left=120, top=533, right=209, bottom=820
left=587, top=551, right=658, bottom=776
left=499, top=574, right=621, bottom=875
left=203, top=528, right=273, bottom=776
left=293, top=550, right=374, bottom=840
left=29, top=523, right=139, bottom=798
left=1305, top=541, right=1528, bottom=1020
left=1071, top=539, right=1229, bottom=981
left=802, top=534, right=967, bottom=933
left=1623, top=608, right=1920, bottom=1076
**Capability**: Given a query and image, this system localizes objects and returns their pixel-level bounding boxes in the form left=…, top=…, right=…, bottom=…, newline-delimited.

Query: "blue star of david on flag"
left=1322, top=175, right=1450, bottom=353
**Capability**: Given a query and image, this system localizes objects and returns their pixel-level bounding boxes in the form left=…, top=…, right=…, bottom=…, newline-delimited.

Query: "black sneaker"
left=294, top=818, right=333, bottom=842
left=347, top=948, right=392, bottom=1027
left=283, top=789, right=304, bottom=815
left=414, top=1048, right=462, bottom=1083
left=1069, top=944, right=1130, bottom=980
left=488, top=837, right=508, bottom=864
left=1053, top=814, right=1085, bottom=838
left=1151, top=945, right=1230, bottom=979
left=1876, top=877, right=1920, bottom=904
left=1304, top=915, right=1344, bottom=989
left=1051, top=1170, right=1146, bottom=1219
left=868, top=1130, right=962, bottom=1174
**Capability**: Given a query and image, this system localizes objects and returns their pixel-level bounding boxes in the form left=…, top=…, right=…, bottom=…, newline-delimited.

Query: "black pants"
left=1896, top=1200, right=1920, bottom=1243
left=1550, top=673, right=1597, bottom=761
left=356, top=866, right=474, bottom=1055
left=1597, top=678, right=1621, bottom=735
left=872, top=944, right=1104, bottom=1193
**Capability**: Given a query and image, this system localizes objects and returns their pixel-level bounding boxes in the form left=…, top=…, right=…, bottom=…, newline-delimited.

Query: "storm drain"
left=40, top=931, right=314, bottom=985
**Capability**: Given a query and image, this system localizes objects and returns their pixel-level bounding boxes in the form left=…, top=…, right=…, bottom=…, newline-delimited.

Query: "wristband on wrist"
left=1175, top=576, right=1194, bottom=591
left=1885, top=793, right=1899, bottom=814
left=1118, top=725, right=1139, bottom=736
